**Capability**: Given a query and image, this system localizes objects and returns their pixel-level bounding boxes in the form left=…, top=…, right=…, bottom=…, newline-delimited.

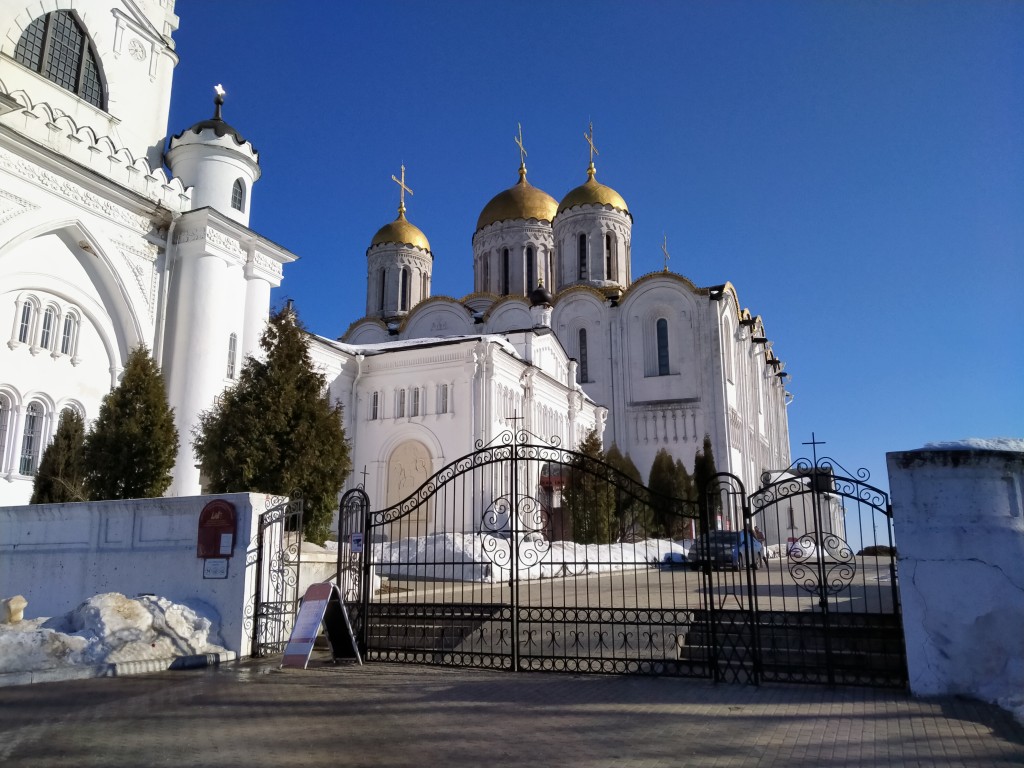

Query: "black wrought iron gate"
left=248, top=494, right=304, bottom=657
left=704, top=448, right=905, bottom=687
left=338, top=433, right=905, bottom=687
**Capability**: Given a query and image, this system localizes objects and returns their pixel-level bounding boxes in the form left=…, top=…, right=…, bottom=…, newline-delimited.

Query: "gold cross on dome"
left=391, top=164, right=414, bottom=214
left=661, top=234, right=671, bottom=272
left=584, top=122, right=599, bottom=165
left=515, top=123, right=527, bottom=168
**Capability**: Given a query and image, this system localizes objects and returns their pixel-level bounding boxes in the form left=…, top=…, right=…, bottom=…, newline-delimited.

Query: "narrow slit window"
left=397, top=389, right=406, bottom=418
left=0, top=397, right=9, bottom=466
left=18, top=303, right=33, bottom=344
left=438, top=384, right=449, bottom=415
left=605, top=234, right=613, bottom=279
left=399, top=268, right=410, bottom=311
left=40, top=308, right=55, bottom=349
left=61, top=314, right=76, bottom=355
left=371, top=391, right=379, bottom=420
left=526, top=247, right=535, bottom=289
left=501, top=249, right=510, bottom=295
left=578, top=234, right=587, bottom=279
left=656, top=318, right=670, bottom=376
left=19, top=402, right=42, bottom=475
left=411, top=388, right=420, bottom=417
left=226, top=333, right=238, bottom=379
left=578, top=329, right=588, bottom=383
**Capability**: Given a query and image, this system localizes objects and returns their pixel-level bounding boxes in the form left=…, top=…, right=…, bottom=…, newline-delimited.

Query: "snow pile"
left=0, top=593, right=228, bottom=674
left=371, top=533, right=684, bottom=583
left=923, top=438, right=1024, bottom=452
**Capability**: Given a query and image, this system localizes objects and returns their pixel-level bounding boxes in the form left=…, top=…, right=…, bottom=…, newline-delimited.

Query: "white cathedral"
left=0, top=1, right=791, bottom=516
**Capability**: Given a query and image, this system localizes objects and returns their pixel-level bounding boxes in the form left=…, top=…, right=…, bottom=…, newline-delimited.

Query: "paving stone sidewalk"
left=0, top=657, right=1021, bottom=767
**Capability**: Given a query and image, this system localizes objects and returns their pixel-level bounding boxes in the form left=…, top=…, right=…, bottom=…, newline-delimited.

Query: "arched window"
left=605, top=233, right=613, bottom=280
left=378, top=269, right=386, bottom=312
left=40, top=307, right=56, bottom=350
left=399, top=268, right=410, bottom=311
left=397, top=389, right=406, bottom=418
left=501, top=249, right=510, bottom=295
left=438, top=384, right=449, bottom=415
left=226, top=333, right=238, bottom=379
left=17, top=301, right=34, bottom=344
left=526, top=247, right=535, bottom=289
left=230, top=179, right=245, bottom=212
left=0, top=396, right=10, bottom=470
left=19, top=402, right=43, bottom=475
left=482, top=255, right=490, bottom=292
left=578, top=234, right=587, bottom=279
left=724, top=320, right=735, bottom=383
left=578, top=329, right=588, bottom=384
left=411, top=388, right=420, bottom=417
left=61, top=313, right=78, bottom=356
left=14, top=12, right=105, bottom=109
left=656, top=318, right=670, bottom=376
left=370, top=391, right=379, bottom=420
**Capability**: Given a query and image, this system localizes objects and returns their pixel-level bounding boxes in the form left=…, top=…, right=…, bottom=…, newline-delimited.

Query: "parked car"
left=660, top=551, right=690, bottom=569
left=690, top=530, right=765, bottom=570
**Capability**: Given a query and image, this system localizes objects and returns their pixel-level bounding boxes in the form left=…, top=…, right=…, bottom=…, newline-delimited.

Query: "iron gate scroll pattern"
left=359, top=429, right=711, bottom=677
left=743, top=452, right=905, bottom=688
left=248, top=494, right=304, bottom=657
left=356, top=432, right=904, bottom=687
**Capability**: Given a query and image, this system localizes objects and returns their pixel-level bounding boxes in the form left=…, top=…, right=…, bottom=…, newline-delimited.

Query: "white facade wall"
left=887, top=447, right=1024, bottom=709
left=0, top=492, right=267, bottom=655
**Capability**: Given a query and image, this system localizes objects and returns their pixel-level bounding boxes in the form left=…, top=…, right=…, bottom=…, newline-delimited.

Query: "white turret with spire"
left=165, top=85, right=261, bottom=226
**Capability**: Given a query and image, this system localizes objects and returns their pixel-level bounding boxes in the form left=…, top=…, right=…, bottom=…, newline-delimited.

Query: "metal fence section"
left=249, top=494, right=304, bottom=657
left=352, top=429, right=713, bottom=677
left=340, top=433, right=905, bottom=688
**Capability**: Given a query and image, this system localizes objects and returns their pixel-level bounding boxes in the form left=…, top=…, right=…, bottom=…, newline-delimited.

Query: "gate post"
left=698, top=475, right=720, bottom=681
left=510, top=432, right=520, bottom=671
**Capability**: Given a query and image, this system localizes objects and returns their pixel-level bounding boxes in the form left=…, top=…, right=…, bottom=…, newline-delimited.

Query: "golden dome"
left=476, top=166, right=558, bottom=232
left=557, top=164, right=629, bottom=215
left=370, top=209, right=430, bottom=252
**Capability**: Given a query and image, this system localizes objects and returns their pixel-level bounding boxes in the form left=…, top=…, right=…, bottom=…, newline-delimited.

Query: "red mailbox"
left=197, top=500, right=237, bottom=558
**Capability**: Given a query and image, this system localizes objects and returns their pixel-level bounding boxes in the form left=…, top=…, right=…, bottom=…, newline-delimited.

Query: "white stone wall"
left=0, top=492, right=269, bottom=655
left=887, top=446, right=1024, bottom=709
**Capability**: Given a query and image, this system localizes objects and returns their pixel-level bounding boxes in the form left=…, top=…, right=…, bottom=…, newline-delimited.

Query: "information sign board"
left=281, top=582, right=362, bottom=669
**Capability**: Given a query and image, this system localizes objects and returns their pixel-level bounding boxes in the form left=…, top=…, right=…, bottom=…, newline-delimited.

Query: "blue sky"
left=167, top=1, right=1022, bottom=493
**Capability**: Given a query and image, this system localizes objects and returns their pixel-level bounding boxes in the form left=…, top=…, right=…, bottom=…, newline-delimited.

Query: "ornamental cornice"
left=251, top=251, right=283, bottom=278
left=0, top=188, right=39, bottom=226
left=0, top=146, right=153, bottom=232
left=172, top=225, right=245, bottom=263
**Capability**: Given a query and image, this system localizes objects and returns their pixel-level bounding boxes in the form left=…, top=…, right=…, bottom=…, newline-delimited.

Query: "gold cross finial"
left=391, top=164, right=414, bottom=216
left=661, top=234, right=671, bottom=272
left=584, top=122, right=599, bottom=166
left=515, top=123, right=528, bottom=171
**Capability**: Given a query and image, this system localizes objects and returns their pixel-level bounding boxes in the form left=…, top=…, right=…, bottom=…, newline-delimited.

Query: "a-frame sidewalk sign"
left=281, top=581, right=362, bottom=669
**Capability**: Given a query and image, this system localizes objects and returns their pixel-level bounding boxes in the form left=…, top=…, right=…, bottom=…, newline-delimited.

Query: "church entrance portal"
left=338, top=432, right=905, bottom=687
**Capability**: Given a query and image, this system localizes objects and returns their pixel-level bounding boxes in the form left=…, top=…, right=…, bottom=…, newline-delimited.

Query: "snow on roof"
left=313, top=333, right=520, bottom=359
left=922, top=438, right=1024, bottom=452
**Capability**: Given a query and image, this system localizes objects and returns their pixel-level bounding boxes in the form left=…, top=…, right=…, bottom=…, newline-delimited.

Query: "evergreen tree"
left=606, top=444, right=652, bottom=539
left=193, top=306, right=351, bottom=545
left=31, top=409, right=87, bottom=504
left=83, top=345, right=179, bottom=500
left=693, top=434, right=721, bottom=533
left=647, top=448, right=680, bottom=536
left=562, top=429, right=616, bottom=544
